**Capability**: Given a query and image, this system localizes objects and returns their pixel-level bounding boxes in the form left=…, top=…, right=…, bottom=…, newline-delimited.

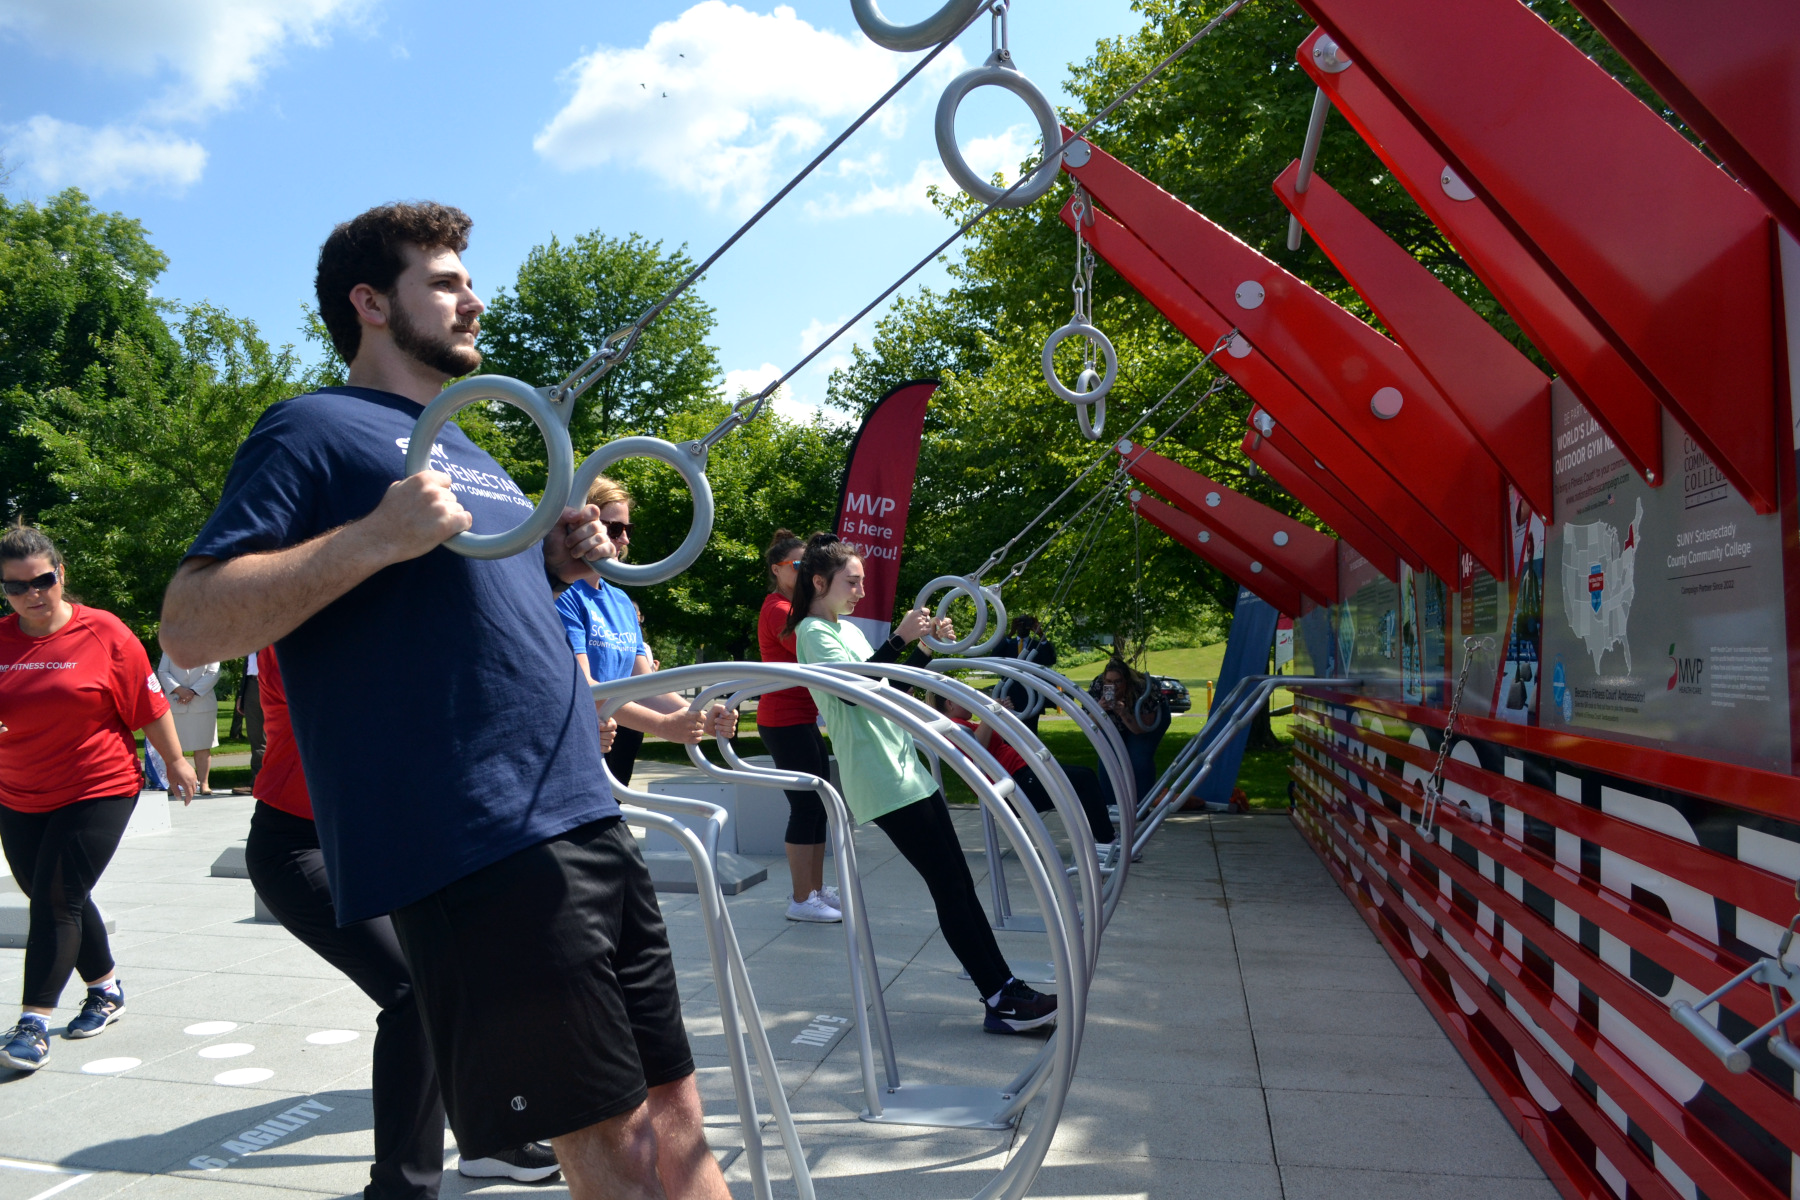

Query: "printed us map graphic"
left=1561, top=498, right=1643, bottom=673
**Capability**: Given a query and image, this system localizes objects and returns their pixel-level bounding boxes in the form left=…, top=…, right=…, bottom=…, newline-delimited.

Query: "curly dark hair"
left=315, top=202, right=473, bottom=365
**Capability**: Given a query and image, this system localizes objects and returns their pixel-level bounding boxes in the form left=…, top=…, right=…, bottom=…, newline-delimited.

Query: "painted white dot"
left=1250, top=562, right=1264, bottom=573
left=1227, top=333, right=1252, bottom=359
left=82, top=1057, right=140, bottom=1075
left=198, top=1043, right=255, bottom=1059
left=1273, top=531, right=1289, bottom=546
left=1370, top=387, right=1404, bottom=419
left=306, top=1030, right=359, bottom=1045
left=1205, top=492, right=1221, bottom=507
left=185, top=1021, right=237, bottom=1036
left=1234, top=281, right=1265, bottom=310
left=1440, top=165, right=1476, bottom=202
left=214, top=1067, right=275, bottom=1086
left=1198, top=531, right=1211, bottom=543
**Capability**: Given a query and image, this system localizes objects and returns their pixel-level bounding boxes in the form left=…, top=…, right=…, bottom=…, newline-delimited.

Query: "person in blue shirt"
left=158, top=203, right=729, bottom=1200
left=558, top=475, right=736, bottom=787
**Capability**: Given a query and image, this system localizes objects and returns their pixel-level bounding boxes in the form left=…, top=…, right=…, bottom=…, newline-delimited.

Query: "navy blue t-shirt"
left=187, top=387, right=617, bottom=922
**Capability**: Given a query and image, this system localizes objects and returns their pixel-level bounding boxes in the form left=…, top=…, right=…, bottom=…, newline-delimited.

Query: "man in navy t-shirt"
left=160, top=203, right=727, bottom=1200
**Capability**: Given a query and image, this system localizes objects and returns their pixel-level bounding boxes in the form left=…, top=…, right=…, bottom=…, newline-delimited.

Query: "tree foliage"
left=0, top=189, right=176, bottom=521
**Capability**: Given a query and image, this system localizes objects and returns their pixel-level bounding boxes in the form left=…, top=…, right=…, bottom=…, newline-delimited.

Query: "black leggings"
left=759, top=722, right=830, bottom=845
left=872, top=792, right=1011, bottom=998
left=1016, top=764, right=1117, bottom=843
left=247, top=803, right=443, bottom=1200
left=0, top=794, right=136, bottom=1008
left=606, top=725, right=645, bottom=787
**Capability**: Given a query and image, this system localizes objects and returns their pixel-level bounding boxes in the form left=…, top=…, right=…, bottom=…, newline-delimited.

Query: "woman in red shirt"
left=756, top=530, right=839, bottom=923
left=0, top=525, right=197, bottom=1073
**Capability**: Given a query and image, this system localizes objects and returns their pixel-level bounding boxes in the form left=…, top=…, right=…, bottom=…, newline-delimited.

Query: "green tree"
left=26, top=305, right=301, bottom=655
left=0, top=189, right=176, bottom=521
left=475, top=231, right=723, bottom=489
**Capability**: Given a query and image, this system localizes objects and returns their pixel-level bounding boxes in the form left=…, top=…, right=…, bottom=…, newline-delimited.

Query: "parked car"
left=1087, top=671, right=1192, bottom=716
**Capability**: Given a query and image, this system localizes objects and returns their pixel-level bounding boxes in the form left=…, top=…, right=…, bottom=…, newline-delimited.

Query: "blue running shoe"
left=0, top=1017, right=49, bottom=1071
left=66, top=984, right=124, bottom=1039
left=983, top=980, right=1057, bottom=1034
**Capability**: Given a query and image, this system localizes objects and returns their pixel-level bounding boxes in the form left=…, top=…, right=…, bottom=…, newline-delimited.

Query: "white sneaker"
left=787, top=890, right=842, bottom=923
left=820, top=884, right=840, bottom=907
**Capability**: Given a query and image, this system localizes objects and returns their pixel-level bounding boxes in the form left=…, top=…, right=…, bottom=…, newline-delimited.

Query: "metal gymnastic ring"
left=1043, top=320, right=1117, bottom=441
left=850, top=0, right=987, bottom=51
left=934, top=55, right=1063, bottom=209
left=403, top=375, right=575, bottom=561
left=965, top=585, right=1009, bottom=657
left=569, top=436, right=715, bottom=587
left=916, top=574, right=988, bottom=655
left=1134, top=684, right=1167, bottom=730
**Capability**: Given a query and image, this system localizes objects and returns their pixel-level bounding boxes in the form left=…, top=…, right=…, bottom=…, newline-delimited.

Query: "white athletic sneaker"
left=820, top=884, right=840, bottom=907
left=786, top=890, right=842, bottom=923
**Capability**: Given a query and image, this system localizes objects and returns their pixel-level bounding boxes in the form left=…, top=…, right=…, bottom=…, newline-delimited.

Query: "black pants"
left=1016, top=764, right=1116, bottom=843
left=759, top=722, right=829, bottom=845
left=606, top=726, right=645, bottom=787
left=242, top=675, right=265, bottom=780
left=245, top=803, right=443, bottom=1200
left=871, top=792, right=1011, bottom=998
left=0, top=794, right=135, bottom=1008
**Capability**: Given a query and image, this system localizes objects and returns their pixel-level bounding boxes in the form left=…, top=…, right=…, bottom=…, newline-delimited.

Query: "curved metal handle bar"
left=1133, top=685, right=1168, bottom=731
left=570, top=436, right=715, bottom=586
left=1074, top=393, right=1106, bottom=441
left=851, top=0, right=989, bottom=51
left=963, top=585, right=1010, bottom=657
left=402, top=375, right=576, bottom=560
left=916, top=574, right=990, bottom=655
left=934, top=55, right=1063, bottom=209
left=1042, top=321, right=1118, bottom=406
left=609, top=783, right=812, bottom=1200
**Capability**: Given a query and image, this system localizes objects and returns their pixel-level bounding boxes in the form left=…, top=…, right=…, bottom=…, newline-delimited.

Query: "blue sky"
left=0, top=0, right=1142, bottom=421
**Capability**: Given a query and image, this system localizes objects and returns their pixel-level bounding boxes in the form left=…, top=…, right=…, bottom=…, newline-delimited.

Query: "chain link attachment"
left=1418, top=635, right=1493, bottom=838
left=1043, top=184, right=1117, bottom=438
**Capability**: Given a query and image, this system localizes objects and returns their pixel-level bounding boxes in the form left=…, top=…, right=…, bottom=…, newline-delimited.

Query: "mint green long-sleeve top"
left=795, top=615, right=936, bottom=823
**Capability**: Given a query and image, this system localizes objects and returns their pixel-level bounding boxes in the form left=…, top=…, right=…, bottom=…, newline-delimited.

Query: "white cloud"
left=802, top=123, right=1035, bottom=220
left=5, top=116, right=207, bottom=194
left=534, top=2, right=962, bottom=211
left=0, top=0, right=368, bottom=118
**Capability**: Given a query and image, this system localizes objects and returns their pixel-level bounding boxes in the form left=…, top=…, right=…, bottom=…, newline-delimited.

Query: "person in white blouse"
left=156, top=652, right=221, bottom=796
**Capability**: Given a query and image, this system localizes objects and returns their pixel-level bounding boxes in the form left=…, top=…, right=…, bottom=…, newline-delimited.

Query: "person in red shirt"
left=756, top=530, right=840, bottom=923
left=245, top=646, right=561, bottom=1196
left=0, top=525, right=197, bottom=1073
left=930, top=692, right=1117, bottom=846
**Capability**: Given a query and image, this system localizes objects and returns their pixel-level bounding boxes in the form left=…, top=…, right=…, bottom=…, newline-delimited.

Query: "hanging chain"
left=989, top=0, right=1011, bottom=64
left=1068, top=184, right=1100, bottom=374
left=1419, top=635, right=1494, bottom=837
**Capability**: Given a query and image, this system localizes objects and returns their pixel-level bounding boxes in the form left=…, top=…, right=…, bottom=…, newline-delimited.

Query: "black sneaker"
left=984, top=979, right=1057, bottom=1034
left=66, top=984, right=124, bottom=1038
left=0, top=1018, right=49, bottom=1070
left=459, top=1142, right=561, bottom=1183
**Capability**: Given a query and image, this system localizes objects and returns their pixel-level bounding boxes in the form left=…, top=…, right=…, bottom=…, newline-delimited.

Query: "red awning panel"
left=1298, top=0, right=1780, bottom=514
left=1119, top=441, right=1339, bottom=605
left=1133, top=493, right=1307, bottom=617
left=1063, top=132, right=1511, bottom=575
left=1242, top=424, right=1402, bottom=583
left=1296, top=25, right=1664, bottom=488
left=1060, top=195, right=1461, bottom=580
left=1274, top=163, right=1553, bottom=516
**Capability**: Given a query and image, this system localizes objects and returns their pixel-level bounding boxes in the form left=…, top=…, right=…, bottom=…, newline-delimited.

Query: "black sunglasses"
left=2, top=571, right=58, bottom=596
left=605, top=520, right=634, bottom=539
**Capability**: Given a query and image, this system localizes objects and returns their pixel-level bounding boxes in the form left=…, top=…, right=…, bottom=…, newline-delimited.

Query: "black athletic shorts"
left=389, top=816, right=693, bottom=1158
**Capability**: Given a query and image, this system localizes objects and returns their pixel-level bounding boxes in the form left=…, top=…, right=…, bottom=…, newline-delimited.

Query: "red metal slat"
left=1573, top=0, right=1800, bottom=239
left=1062, top=198, right=1462, bottom=578
left=1302, top=706, right=1800, bottom=929
left=1292, top=772, right=1693, bottom=1200
left=1064, top=134, right=1514, bottom=574
left=1292, top=799, right=1641, bottom=1200
left=1119, top=441, right=1339, bottom=603
left=1242, top=428, right=1403, bottom=579
left=1298, top=0, right=1780, bottom=515
left=1304, top=687, right=1800, bottom=827
left=1292, top=725, right=1800, bottom=1149
left=1274, top=162, right=1555, bottom=515
left=1297, top=26, right=1665, bottom=487
left=1297, top=765, right=1783, bottom=1200
left=1133, top=493, right=1305, bottom=615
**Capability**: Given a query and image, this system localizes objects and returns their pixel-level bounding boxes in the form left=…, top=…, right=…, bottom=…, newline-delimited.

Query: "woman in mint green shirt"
left=785, top=533, right=1057, bottom=1035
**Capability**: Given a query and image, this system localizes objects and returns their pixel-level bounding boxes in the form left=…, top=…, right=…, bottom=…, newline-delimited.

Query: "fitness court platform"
left=0, top=767, right=1555, bottom=1200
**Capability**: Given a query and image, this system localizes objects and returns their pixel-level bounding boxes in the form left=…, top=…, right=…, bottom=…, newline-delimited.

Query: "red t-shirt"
left=252, top=646, right=312, bottom=820
left=948, top=715, right=1028, bottom=776
left=756, top=592, right=818, bottom=728
left=0, top=605, right=169, bottom=811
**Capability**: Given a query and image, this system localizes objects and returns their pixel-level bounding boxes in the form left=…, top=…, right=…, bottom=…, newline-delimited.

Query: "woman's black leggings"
left=1015, top=763, right=1117, bottom=843
left=871, top=792, right=1011, bottom=998
left=0, top=794, right=136, bottom=1008
left=759, top=722, right=830, bottom=845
